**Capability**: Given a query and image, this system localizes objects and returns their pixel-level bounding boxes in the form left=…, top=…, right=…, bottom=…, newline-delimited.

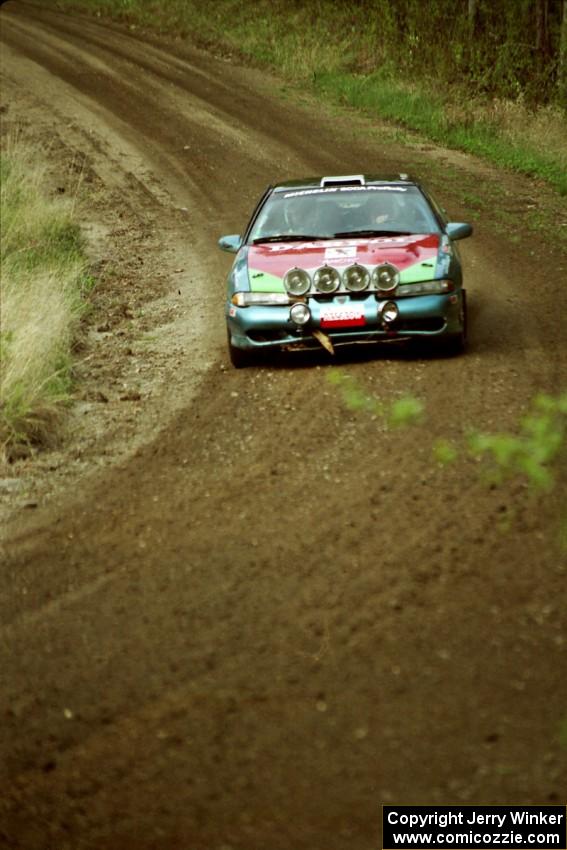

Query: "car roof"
left=272, top=174, right=419, bottom=192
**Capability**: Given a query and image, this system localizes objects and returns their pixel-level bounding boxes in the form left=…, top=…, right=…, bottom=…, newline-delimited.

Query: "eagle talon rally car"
left=218, top=174, right=472, bottom=367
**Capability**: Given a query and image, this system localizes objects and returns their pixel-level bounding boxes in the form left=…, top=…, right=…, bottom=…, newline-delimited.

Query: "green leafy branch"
left=328, top=368, right=566, bottom=493
left=434, top=393, right=567, bottom=491
left=326, top=369, right=425, bottom=428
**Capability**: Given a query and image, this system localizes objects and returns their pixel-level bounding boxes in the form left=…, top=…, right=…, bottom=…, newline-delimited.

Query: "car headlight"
left=313, top=265, right=341, bottom=294
left=396, top=280, right=455, bottom=297
left=343, top=263, right=370, bottom=292
left=290, top=302, right=311, bottom=325
left=284, top=267, right=311, bottom=296
left=381, top=301, right=399, bottom=323
left=372, top=263, right=399, bottom=292
left=231, top=292, right=292, bottom=306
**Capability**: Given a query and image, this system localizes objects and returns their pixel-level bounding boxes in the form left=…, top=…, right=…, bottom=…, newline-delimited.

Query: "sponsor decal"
left=320, top=307, right=366, bottom=328
left=283, top=186, right=409, bottom=198
left=248, top=234, right=440, bottom=288
left=325, top=246, right=357, bottom=261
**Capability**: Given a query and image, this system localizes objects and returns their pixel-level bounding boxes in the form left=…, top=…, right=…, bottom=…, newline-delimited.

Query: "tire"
left=444, top=289, right=467, bottom=355
left=227, top=328, right=255, bottom=368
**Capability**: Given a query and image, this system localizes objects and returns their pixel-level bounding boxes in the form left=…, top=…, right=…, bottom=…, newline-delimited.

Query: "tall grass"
left=48, top=0, right=567, bottom=194
left=0, top=139, right=89, bottom=458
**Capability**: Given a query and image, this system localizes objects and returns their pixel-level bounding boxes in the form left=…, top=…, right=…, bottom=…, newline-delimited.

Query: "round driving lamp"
left=290, top=302, right=311, bottom=326
left=314, top=265, right=341, bottom=294
left=343, top=264, right=370, bottom=292
left=373, top=263, right=399, bottom=292
left=284, top=268, right=311, bottom=296
left=381, top=301, right=399, bottom=324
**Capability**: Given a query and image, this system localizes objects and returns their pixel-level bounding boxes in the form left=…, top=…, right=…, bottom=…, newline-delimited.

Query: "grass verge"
left=0, top=136, right=91, bottom=459
left=313, top=72, right=567, bottom=196
left=47, top=0, right=567, bottom=195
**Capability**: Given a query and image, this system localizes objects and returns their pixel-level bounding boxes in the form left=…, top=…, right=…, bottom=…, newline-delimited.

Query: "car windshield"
left=249, top=185, right=439, bottom=243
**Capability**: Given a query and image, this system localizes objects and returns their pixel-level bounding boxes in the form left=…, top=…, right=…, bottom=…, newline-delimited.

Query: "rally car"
left=218, top=174, right=472, bottom=367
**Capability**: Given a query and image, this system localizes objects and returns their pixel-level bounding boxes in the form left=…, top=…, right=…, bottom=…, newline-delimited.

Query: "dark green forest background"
left=322, top=0, right=567, bottom=105
left=347, top=0, right=567, bottom=105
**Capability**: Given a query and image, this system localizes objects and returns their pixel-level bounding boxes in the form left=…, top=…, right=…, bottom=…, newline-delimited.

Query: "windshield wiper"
left=252, top=234, right=331, bottom=244
left=333, top=229, right=412, bottom=238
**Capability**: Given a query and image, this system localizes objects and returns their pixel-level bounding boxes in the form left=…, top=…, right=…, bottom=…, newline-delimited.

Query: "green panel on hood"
left=399, top=260, right=437, bottom=283
left=248, top=258, right=438, bottom=291
left=248, top=268, right=286, bottom=293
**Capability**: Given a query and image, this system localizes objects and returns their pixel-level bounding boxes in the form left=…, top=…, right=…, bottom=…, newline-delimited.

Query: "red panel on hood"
left=248, top=234, right=439, bottom=276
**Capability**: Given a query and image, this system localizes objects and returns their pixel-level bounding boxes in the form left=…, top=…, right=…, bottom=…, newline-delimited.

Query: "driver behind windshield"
left=250, top=188, right=435, bottom=242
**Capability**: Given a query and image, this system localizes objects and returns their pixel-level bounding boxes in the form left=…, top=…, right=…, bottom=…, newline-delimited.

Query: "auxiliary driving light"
left=314, top=265, right=341, bottom=294
left=344, top=264, right=370, bottom=292
left=284, top=268, right=311, bottom=296
left=290, top=302, right=311, bottom=326
left=381, top=301, right=399, bottom=324
left=372, top=263, right=400, bottom=292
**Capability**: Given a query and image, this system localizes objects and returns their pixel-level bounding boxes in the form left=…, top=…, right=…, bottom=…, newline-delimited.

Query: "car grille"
left=395, top=318, right=445, bottom=332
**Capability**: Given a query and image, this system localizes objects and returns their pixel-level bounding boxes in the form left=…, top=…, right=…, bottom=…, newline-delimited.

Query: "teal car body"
left=218, top=174, right=472, bottom=367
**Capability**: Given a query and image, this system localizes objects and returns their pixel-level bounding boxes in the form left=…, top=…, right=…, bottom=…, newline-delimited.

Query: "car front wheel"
left=227, top=328, right=255, bottom=368
left=445, top=289, right=467, bottom=355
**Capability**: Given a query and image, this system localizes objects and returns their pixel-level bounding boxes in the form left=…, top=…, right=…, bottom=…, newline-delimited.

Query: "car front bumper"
left=226, top=291, right=464, bottom=351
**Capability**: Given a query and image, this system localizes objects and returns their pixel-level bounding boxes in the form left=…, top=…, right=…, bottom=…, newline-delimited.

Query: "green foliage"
left=326, top=368, right=424, bottom=428
left=79, top=272, right=97, bottom=297
left=388, top=395, right=424, bottom=428
left=468, top=394, right=567, bottom=491
left=50, top=0, right=566, bottom=106
left=313, top=72, right=567, bottom=195
left=434, top=392, right=567, bottom=494
left=433, top=438, right=459, bottom=466
left=328, top=370, right=566, bottom=495
left=560, top=516, right=567, bottom=553
left=326, top=369, right=378, bottom=414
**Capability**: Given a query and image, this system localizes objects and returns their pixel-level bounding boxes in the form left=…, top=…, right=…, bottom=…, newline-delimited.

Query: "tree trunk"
left=535, top=0, right=550, bottom=67
left=468, top=0, right=477, bottom=27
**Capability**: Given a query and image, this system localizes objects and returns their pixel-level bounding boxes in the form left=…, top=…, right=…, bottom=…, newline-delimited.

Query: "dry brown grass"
left=0, top=137, right=87, bottom=459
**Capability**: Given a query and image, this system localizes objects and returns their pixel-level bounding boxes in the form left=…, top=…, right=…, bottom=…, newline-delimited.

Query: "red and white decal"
left=248, top=234, right=439, bottom=281
left=320, top=307, right=366, bottom=328
left=325, top=245, right=357, bottom=261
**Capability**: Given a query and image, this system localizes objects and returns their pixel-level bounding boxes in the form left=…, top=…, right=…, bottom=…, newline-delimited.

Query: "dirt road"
left=1, top=2, right=566, bottom=848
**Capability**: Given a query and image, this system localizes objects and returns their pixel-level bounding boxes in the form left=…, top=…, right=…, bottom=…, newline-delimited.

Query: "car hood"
left=245, top=234, right=442, bottom=292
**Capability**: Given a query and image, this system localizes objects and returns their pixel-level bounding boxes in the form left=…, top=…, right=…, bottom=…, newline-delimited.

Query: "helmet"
left=370, top=192, right=396, bottom=224
left=283, top=198, right=305, bottom=233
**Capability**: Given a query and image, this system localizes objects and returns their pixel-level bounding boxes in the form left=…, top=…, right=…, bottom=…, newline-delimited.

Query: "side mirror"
left=218, top=234, right=242, bottom=253
left=446, top=222, right=473, bottom=241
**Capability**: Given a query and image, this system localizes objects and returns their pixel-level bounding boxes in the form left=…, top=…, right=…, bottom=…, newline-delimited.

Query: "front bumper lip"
left=226, top=292, right=461, bottom=350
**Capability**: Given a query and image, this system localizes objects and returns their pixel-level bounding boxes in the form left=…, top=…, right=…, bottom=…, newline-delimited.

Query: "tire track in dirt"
left=1, top=5, right=312, bottom=211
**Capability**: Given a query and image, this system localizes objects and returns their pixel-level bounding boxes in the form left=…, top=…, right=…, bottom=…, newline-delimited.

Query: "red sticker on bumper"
left=320, top=310, right=366, bottom=328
